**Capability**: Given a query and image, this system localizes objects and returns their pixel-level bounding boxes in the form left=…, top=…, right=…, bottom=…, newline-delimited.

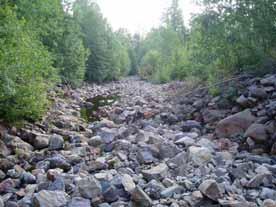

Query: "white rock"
left=189, top=146, right=212, bottom=165
left=122, top=174, right=136, bottom=192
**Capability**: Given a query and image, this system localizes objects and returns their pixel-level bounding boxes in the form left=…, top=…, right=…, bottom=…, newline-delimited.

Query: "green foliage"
left=0, top=0, right=89, bottom=122
left=138, top=0, right=276, bottom=85
left=74, top=0, right=110, bottom=82
left=163, top=0, right=186, bottom=42
left=139, top=50, right=162, bottom=80
left=14, top=0, right=88, bottom=87
left=3, top=0, right=275, bottom=123
left=0, top=6, right=56, bottom=122
left=0, top=0, right=135, bottom=123
left=14, top=0, right=65, bottom=54
left=58, top=15, right=89, bottom=87
left=185, top=0, right=276, bottom=84
left=139, top=26, right=186, bottom=83
left=128, top=34, right=142, bottom=75
left=138, top=1, right=188, bottom=83
left=73, top=0, right=132, bottom=82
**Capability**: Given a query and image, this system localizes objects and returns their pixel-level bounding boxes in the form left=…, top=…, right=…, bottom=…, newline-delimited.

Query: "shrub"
left=0, top=6, right=56, bottom=122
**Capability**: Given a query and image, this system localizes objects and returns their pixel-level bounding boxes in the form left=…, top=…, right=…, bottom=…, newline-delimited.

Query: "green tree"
left=74, top=0, right=113, bottom=82
left=187, top=0, right=276, bottom=82
left=0, top=6, right=56, bottom=122
left=58, top=15, right=89, bottom=87
left=73, top=0, right=131, bottom=82
left=163, top=0, right=187, bottom=42
left=138, top=0, right=188, bottom=83
left=14, top=0, right=88, bottom=86
left=139, top=50, right=162, bottom=80
left=129, top=34, right=142, bottom=75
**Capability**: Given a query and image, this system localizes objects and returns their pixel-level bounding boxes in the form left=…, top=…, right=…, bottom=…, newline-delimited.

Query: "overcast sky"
left=95, top=0, right=202, bottom=34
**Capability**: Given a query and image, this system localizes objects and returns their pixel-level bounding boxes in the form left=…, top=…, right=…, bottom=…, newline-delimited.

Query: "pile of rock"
left=168, top=74, right=276, bottom=155
left=0, top=76, right=275, bottom=206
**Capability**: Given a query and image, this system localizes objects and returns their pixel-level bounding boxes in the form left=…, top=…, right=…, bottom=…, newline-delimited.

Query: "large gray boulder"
left=77, top=176, right=102, bottom=200
left=142, top=163, right=169, bottom=181
left=131, top=186, right=152, bottom=207
left=216, top=109, right=256, bottom=138
left=68, top=197, right=91, bottom=207
left=34, top=190, right=69, bottom=207
left=199, top=179, right=223, bottom=201
left=188, top=146, right=212, bottom=165
left=244, top=123, right=268, bottom=143
left=49, top=134, right=64, bottom=150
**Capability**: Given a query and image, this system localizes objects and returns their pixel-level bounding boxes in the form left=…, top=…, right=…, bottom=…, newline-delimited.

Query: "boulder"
left=246, top=173, right=272, bottom=188
left=260, top=75, right=276, bottom=86
left=4, top=134, right=33, bottom=152
left=77, top=176, right=102, bottom=200
left=137, top=150, right=154, bottom=164
left=0, top=178, right=15, bottom=193
left=203, top=109, right=226, bottom=123
left=175, top=136, right=195, bottom=147
left=188, top=146, right=212, bottom=165
left=121, top=174, right=136, bottom=192
left=34, top=190, right=69, bottom=207
left=20, top=172, right=36, bottom=184
left=46, top=155, right=71, bottom=171
left=0, top=197, right=3, bottom=207
left=97, top=127, right=118, bottom=144
left=131, top=186, right=152, bottom=207
left=144, top=180, right=165, bottom=199
left=244, top=124, right=268, bottom=143
left=88, top=136, right=104, bottom=147
left=167, top=152, right=189, bottom=176
left=249, top=86, right=268, bottom=99
left=0, top=158, right=14, bottom=172
left=160, top=185, right=184, bottom=198
left=142, top=163, right=169, bottom=181
left=216, top=109, right=256, bottom=138
left=236, top=95, right=249, bottom=107
left=49, top=134, right=64, bottom=150
left=260, top=187, right=276, bottom=200
left=68, top=197, right=91, bottom=207
left=102, top=184, right=119, bottom=203
left=199, top=179, right=223, bottom=201
left=0, top=140, right=10, bottom=157
left=181, top=120, right=201, bottom=131
left=218, top=199, right=256, bottom=207
left=33, top=135, right=49, bottom=150
left=263, top=199, right=276, bottom=207
left=158, top=142, right=180, bottom=159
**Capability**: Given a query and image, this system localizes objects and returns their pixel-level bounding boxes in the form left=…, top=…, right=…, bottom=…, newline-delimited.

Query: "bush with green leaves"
left=58, top=15, right=89, bottom=87
left=0, top=6, right=56, bottom=122
left=138, top=0, right=187, bottom=83
left=14, top=0, right=88, bottom=87
left=139, top=50, right=162, bottom=80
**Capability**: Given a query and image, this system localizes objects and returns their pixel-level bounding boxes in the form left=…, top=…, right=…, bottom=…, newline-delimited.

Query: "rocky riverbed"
left=0, top=75, right=276, bottom=207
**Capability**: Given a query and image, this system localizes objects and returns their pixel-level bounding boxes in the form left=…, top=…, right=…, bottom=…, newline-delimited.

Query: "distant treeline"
left=138, top=0, right=276, bottom=84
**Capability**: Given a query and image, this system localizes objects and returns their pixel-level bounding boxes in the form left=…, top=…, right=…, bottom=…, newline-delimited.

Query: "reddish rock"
left=271, top=143, right=276, bottom=155
left=143, top=111, right=155, bottom=119
left=0, top=178, right=15, bottom=193
left=216, top=109, right=256, bottom=138
left=244, top=124, right=268, bottom=143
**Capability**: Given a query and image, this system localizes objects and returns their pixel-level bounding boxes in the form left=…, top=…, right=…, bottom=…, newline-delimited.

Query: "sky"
left=95, top=0, right=202, bottom=34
